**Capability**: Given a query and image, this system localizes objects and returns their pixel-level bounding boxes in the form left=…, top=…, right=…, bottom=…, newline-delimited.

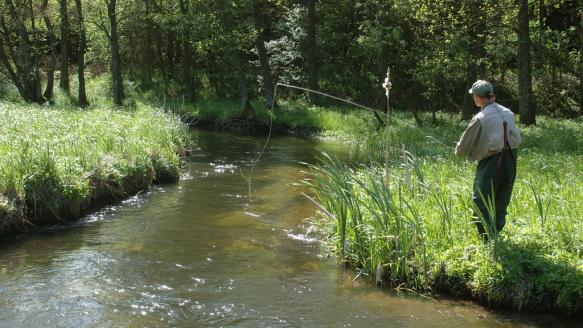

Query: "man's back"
left=477, top=103, right=521, bottom=155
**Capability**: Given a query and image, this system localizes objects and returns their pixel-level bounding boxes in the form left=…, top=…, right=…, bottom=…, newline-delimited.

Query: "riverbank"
left=163, top=98, right=378, bottom=139
left=0, top=101, right=189, bottom=234
left=305, top=115, right=583, bottom=315
left=179, top=96, right=583, bottom=315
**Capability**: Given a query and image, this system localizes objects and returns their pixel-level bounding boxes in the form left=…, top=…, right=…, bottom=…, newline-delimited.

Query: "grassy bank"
left=161, top=97, right=377, bottom=139
left=0, top=101, right=189, bottom=234
left=305, top=115, right=582, bottom=315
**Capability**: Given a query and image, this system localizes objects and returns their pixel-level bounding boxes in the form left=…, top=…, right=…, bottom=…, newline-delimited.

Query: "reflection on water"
left=0, top=130, right=575, bottom=327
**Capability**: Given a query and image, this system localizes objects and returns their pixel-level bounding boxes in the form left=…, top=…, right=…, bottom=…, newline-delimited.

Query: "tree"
left=107, top=0, right=124, bottom=105
left=580, top=3, right=583, bottom=116
left=217, top=0, right=255, bottom=118
left=461, top=1, right=487, bottom=120
left=179, top=0, right=195, bottom=103
left=59, top=0, right=70, bottom=93
left=41, top=0, right=57, bottom=100
left=518, top=0, right=535, bottom=125
left=306, top=0, right=318, bottom=105
left=251, top=0, right=276, bottom=108
left=75, top=0, right=88, bottom=106
left=0, top=0, right=44, bottom=103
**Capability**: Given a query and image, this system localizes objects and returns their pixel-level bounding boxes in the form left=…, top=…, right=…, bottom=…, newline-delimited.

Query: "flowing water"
left=0, top=130, right=575, bottom=327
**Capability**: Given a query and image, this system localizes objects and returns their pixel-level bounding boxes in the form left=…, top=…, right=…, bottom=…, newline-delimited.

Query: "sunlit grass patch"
left=0, top=101, right=189, bottom=233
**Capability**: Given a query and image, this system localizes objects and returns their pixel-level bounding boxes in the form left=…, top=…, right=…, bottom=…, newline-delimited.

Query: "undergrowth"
left=305, top=114, right=583, bottom=315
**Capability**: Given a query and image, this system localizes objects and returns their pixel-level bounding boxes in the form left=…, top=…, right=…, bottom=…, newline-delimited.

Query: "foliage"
left=306, top=113, right=583, bottom=315
left=0, top=93, right=189, bottom=233
left=1, top=0, right=580, bottom=116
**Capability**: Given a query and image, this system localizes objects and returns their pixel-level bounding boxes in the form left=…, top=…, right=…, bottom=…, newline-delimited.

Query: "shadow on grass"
left=492, top=238, right=583, bottom=316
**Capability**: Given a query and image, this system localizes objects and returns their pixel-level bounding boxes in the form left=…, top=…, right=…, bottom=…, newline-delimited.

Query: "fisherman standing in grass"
left=455, top=80, right=521, bottom=238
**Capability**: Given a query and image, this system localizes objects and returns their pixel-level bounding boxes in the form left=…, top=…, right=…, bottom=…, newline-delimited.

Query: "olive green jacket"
left=455, top=102, right=521, bottom=162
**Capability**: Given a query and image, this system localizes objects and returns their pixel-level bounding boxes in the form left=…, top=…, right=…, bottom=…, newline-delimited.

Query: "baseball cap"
left=468, top=80, right=494, bottom=97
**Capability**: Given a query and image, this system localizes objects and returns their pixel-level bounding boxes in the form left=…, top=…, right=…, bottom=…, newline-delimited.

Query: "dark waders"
left=473, top=122, right=517, bottom=236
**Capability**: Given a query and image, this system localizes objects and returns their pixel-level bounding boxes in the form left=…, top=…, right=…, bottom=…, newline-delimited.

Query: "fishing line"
left=242, top=83, right=278, bottom=200
left=244, top=81, right=456, bottom=200
left=276, top=83, right=455, bottom=149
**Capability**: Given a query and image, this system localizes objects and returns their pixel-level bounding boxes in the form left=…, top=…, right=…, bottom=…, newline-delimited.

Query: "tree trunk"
left=1, top=0, right=44, bottom=103
left=29, top=0, right=43, bottom=102
left=167, top=30, right=176, bottom=74
left=306, top=0, right=319, bottom=105
left=42, top=0, right=57, bottom=100
left=251, top=0, right=276, bottom=108
left=143, top=0, right=153, bottom=84
left=461, top=2, right=486, bottom=120
left=179, top=0, right=195, bottom=102
left=235, top=49, right=255, bottom=119
left=536, top=0, right=545, bottom=71
left=108, top=0, right=124, bottom=105
left=59, top=0, right=70, bottom=93
left=75, top=0, right=89, bottom=107
left=0, top=14, right=26, bottom=97
left=218, top=0, right=255, bottom=118
left=518, top=0, right=535, bottom=125
left=461, top=67, right=477, bottom=120
left=579, top=4, right=583, bottom=116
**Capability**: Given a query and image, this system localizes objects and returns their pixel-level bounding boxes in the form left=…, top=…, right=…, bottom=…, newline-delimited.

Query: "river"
left=0, top=130, right=574, bottom=327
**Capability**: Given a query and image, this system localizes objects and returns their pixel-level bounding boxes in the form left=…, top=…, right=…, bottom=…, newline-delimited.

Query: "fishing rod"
left=275, top=82, right=454, bottom=149
left=244, top=78, right=456, bottom=200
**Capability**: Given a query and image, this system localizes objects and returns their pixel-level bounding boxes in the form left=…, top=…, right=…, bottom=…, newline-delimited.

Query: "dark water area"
left=0, top=130, right=576, bottom=327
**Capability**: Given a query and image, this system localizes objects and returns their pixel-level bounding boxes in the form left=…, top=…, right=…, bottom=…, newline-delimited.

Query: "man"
left=455, top=80, right=521, bottom=238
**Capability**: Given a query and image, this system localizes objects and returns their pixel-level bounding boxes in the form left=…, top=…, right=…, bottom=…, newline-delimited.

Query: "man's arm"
left=455, top=117, right=481, bottom=158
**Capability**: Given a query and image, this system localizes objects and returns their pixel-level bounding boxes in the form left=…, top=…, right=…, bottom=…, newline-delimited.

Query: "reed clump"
left=0, top=101, right=189, bottom=234
left=306, top=114, right=582, bottom=315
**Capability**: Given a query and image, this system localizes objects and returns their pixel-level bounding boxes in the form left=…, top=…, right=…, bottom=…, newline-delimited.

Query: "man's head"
left=469, top=80, right=495, bottom=108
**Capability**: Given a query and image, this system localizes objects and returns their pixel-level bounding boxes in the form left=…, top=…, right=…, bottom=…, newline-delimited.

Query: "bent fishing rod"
left=244, top=77, right=456, bottom=200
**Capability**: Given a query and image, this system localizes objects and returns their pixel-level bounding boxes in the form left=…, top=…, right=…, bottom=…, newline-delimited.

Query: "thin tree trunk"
left=29, top=0, right=43, bottom=102
left=179, top=0, right=195, bottom=102
left=306, top=0, right=318, bottom=105
left=75, top=0, right=89, bottom=107
left=251, top=0, right=276, bottom=108
left=579, top=4, right=583, bottom=116
left=108, top=0, right=124, bottom=105
left=536, top=0, right=545, bottom=71
left=461, top=2, right=486, bottom=120
left=41, top=0, right=57, bottom=100
left=143, top=0, right=153, bottom=83
left=461, top=67, right=477, bottom=120
left=167, top=30, right=175, bottom=74
left=518, top=0, right=535, bottom=125
left=59, top=0, right=70, bottom=93
left=235, top=49, right=255, bottom=119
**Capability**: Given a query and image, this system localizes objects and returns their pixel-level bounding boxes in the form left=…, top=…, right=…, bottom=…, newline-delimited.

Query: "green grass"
left=159, top=97, right=377, bottom=140
left=305, top=113, right=583, bottom=315
left=0, top=84, right=189, bottom=233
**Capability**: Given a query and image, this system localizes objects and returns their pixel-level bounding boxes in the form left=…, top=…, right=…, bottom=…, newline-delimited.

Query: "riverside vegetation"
left=1, top=75, right=581, bottom=316
left=173, top=88, right=583, bottom=315
left=0, top=78, right=189, bottom=234
left=303, top=112, right=582, bottom=315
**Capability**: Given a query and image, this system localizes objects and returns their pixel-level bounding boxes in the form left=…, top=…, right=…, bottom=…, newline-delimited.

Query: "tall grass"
left=307, top=114, right=583, bottom=315
left=0, top=100, right=189, bottom=233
